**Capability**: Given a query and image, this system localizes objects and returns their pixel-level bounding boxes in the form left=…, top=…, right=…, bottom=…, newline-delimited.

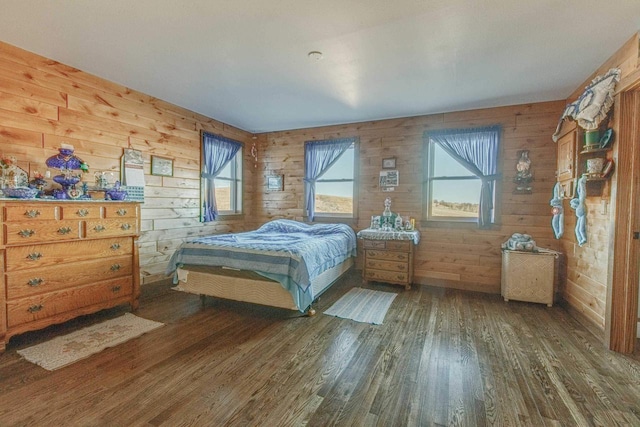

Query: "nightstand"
left=357, top=229, right=420, bottom=290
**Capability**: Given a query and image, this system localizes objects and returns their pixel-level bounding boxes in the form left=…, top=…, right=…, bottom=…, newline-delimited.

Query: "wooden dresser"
left=362, top=239, right=415, bottom=290
left=0, top=200, right=140, bottom=352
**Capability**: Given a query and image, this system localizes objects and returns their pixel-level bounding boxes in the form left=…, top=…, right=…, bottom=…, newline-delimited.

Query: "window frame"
left=212, top=146, right=243, bottom=215
left=308, top=140, right=359, bottom=223
left=200, top=135, right=244, bottom=221
left=422, top=131, right=501, bottom=228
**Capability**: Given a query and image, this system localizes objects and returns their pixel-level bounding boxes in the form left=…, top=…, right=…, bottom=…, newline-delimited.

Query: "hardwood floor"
left=1, top=270, right=639, bottom=426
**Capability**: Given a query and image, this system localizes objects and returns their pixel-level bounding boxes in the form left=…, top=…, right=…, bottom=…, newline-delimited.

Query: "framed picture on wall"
left=267, top=175, right=284, bottom=191
left=382, top=157, right=396, bottom=169
left=151, top=156, right=174, bottom=177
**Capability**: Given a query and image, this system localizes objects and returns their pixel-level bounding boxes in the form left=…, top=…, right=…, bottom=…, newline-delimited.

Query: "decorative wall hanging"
left=379, top=170, right=399, bottom=189
left=513, top=150, right=533, bottom=193
left=552, top=68, right=621, bottom=142
left=251, top=136, right=258, bottom=169
left=549, top=182, right=564, bottom=239
left=151, top=156, right=174, bottom=177
left=382, top=157, right=396, bottom=169
left=267, top=175, right=284, bottom=191
left=122, top=148, right=145, bottom=186
left=569, top=175, right=587, bottom=246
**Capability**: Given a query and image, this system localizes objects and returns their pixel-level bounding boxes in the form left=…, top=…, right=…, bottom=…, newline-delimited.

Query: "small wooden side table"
left=357, top=229, right=420, bottom=290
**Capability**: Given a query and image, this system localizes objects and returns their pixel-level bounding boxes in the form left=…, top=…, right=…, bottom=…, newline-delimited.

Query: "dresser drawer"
left=362, top=239, right=411, bottom=251
left=104, top=204, right=137, bottom=219
left=365, top=258, right=408, bottom=272
left=85, top=218, right=137, bottom=238
left=4, top=220, right=81, bottom=245
left=6, top=277, right=133, bottom=328
left=364, top=269, right=409, bottom=285
left=60, top=204, right=102, bottom=219
left=6, top=255, right=133, bottom=300
left=5, top=237, right=132, bottom=271
left=366, top=250, right=410, bottom=262
left=363, top=240, right=387, bottom=249
left=4, top=205, right=58, bottom=222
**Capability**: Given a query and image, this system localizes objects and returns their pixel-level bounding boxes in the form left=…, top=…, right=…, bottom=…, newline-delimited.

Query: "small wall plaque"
left=382, top=157, right=396, bottom=169
left=267, top=175, right=284, bottom=191
left=151, top=156, right=174, bottom=177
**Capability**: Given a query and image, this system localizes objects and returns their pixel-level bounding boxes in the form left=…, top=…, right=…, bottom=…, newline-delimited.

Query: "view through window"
left=426, top=142, right=481, bottom=220
left=314, top=143, right=355, bottom=216
left=212, top=148, right=243, bottom=214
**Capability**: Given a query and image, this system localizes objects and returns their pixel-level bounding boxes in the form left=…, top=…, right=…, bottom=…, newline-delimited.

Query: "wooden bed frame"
left=172, top=257, right=354, bottom=315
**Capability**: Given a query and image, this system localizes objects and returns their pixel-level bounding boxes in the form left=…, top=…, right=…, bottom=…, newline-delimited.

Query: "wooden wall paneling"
left=0, top=40, right=254, bottom=287
left=606, top=89, right=640, bottom=353
left=556, top=32, right=640, bottom=340
left=260, top=101, right=565, bottom=294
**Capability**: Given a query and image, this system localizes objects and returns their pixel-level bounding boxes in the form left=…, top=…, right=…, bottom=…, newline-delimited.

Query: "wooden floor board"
left=1, top=270, right=640, bottom=426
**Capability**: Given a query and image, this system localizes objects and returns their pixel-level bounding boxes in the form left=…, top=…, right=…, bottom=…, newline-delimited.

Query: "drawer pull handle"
left=121, top=223, right=131, bottom=231
left=28, top=278, right=44, bottom=287
left=28, top=304, right=43, bottom=313
left=111, top=264, right=121, bottom=271
left=24, top=210, right=41, bottom=218
left=112, top=285, right=122, bottom=293
left=111, top=243, right=121, bottom=250
left=76, top=208, right=89, bottom=217
left=58, top=227, right=72, bottom=235
left=94, top=225, right=106, bottom=232
left=19, top=229, right=35, bottom=238
left=27, top=252, right=43, bottom=261
left=116, top=208, right=127, bottom=216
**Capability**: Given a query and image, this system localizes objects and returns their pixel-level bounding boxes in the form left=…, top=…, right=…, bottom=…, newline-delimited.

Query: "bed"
left=165, top=219, right=357, bottom=314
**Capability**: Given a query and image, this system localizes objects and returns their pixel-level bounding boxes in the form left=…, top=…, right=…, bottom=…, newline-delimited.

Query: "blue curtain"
left=304, top=137, right=355, bottom=221
left=202, top=132, right=242, bottom=222
left=426, top=126, right=501, bottom=228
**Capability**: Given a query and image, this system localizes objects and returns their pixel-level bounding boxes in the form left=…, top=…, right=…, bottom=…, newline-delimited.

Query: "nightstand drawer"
left=363, top=240, right=387, bottom=249
left=364, top=269, right=409, bottom=284
left=362, top=239, right=411, bottom=251
left=365, top=259, right=408, bottom=272
left=366, top=250, right=410, bottom=262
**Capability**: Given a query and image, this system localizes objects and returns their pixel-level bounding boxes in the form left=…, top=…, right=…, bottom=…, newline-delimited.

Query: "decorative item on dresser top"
left=0, top=199, right=141, bottom=352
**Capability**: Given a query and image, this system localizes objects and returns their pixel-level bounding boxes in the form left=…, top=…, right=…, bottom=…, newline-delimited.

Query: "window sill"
left=308, top=216, right=358, bottom=226
left=211, top=212, right=245, bottom=220
left=420, top=219, right=499, bottom=229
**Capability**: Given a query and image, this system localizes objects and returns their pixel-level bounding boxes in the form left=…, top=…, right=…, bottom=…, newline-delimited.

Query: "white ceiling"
left=0, top=1, right=638, bottom=133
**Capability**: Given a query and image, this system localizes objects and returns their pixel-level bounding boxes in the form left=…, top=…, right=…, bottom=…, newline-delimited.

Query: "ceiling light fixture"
left=308, top=51, right=323, bottom=61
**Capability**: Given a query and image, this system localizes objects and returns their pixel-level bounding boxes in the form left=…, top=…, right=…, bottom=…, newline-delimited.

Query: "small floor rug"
left=324, top=287, right=397, bottom=325
left=17, top=313, right=164, bottom=371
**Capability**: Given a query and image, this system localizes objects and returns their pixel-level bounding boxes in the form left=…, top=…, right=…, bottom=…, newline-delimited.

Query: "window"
left=304, top=137, right=358, bottom=221
left=423, top=126, right=500, bottom=227
left=201, top=132, right=243, bottom=221
left=211, top=148, right=242, bottom=213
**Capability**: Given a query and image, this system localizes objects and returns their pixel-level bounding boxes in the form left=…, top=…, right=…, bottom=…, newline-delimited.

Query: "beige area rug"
left=17, top=313, right=164, bottom=371
left=324, top=287, right=397, bottom=325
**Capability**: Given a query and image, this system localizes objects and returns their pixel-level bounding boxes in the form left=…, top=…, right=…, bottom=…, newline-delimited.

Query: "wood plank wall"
left=257, top=101, right=565, bottom=294
left=558, top=33, right=640, bottom=331
left=0, top=41, right=257, bottom=284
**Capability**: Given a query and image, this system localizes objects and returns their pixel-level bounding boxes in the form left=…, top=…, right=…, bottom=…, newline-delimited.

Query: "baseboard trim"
left=557, top=298, right=605, bottom=343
